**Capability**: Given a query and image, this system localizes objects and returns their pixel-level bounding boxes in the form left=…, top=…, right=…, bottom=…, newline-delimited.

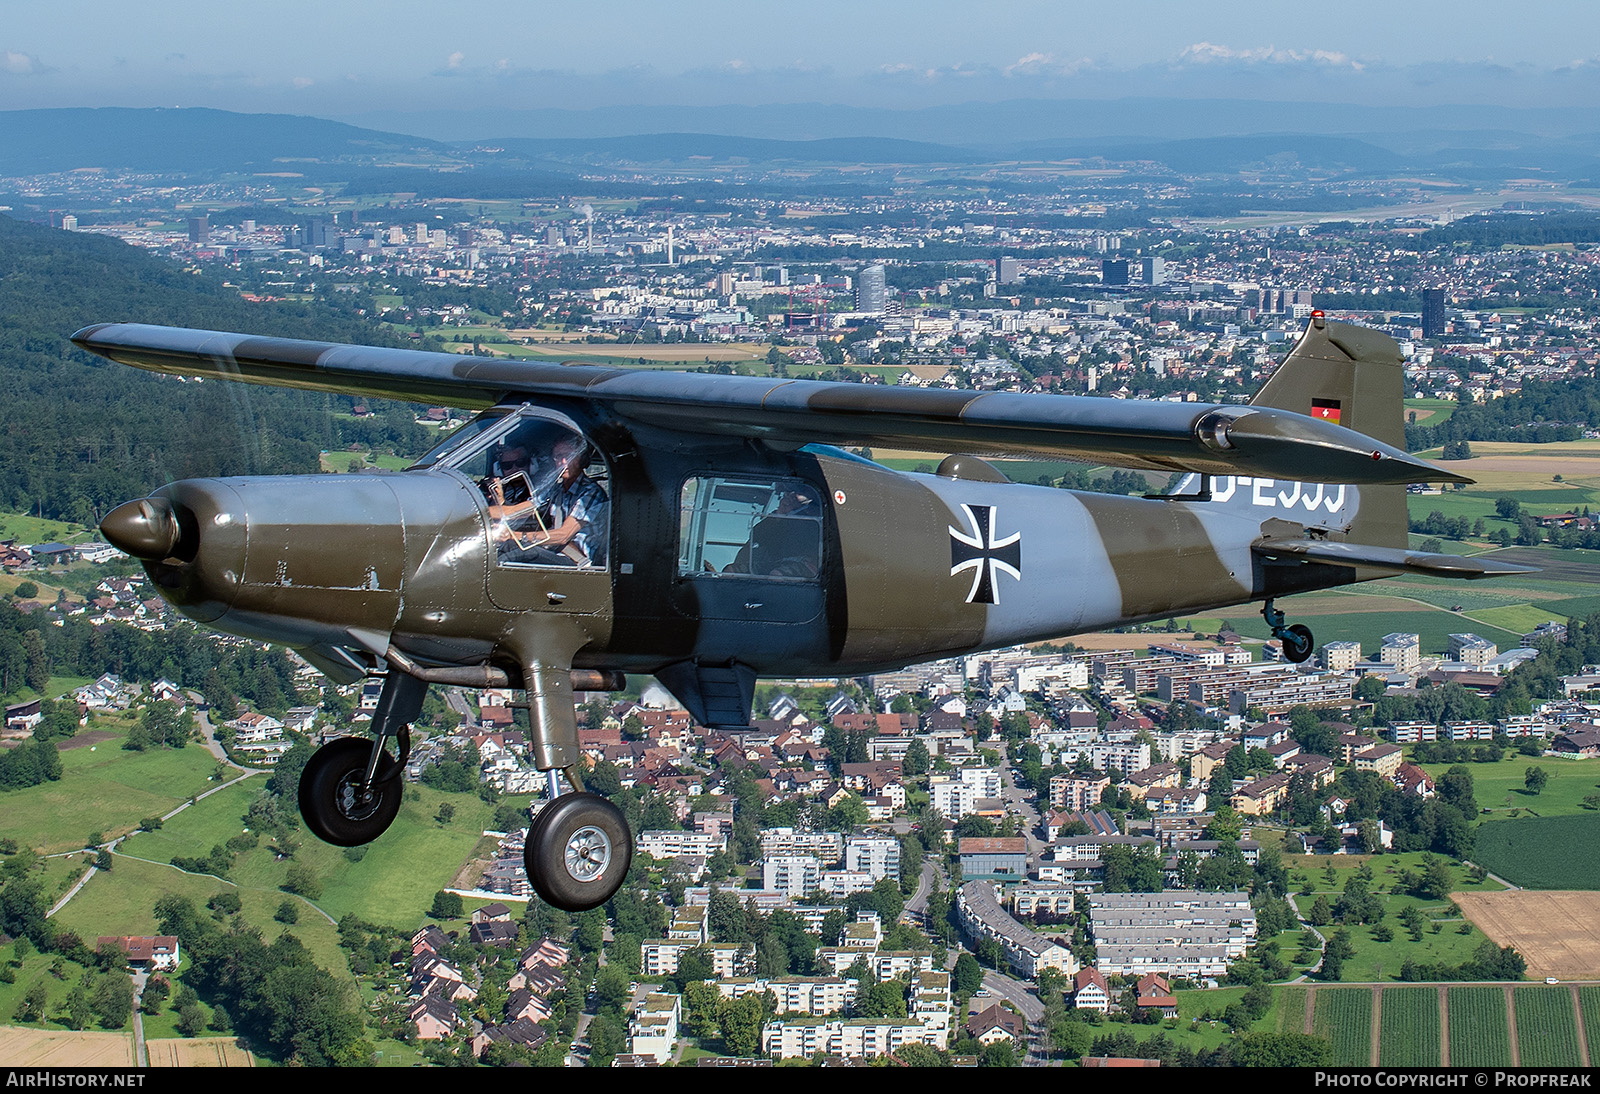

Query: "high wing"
left=71, top=322, right=1464, bottom=486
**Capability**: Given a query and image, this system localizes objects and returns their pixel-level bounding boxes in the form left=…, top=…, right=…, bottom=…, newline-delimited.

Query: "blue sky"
left=6, top=1, right=1600, bottom=119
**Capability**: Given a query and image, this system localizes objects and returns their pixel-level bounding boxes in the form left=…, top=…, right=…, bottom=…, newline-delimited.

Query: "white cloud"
left=292, top=76, right=314, bottom=89
left=2, top=50, right=45, bottom=75
left=446, top=51, right=465, bottom=69
left=1003, top=52, right=1093, bottom=78
left=1178, top=41, right=1363, bottom=70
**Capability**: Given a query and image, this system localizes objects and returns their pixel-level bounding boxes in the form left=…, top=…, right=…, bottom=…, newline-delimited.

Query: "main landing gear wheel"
left=1262, top=598, right=1315, bottom=664
left=298, top=737, right=403, bottom=847
left=524, top=792, right=632, bottom=912
left=1281, top=624, right=1315, bottom=664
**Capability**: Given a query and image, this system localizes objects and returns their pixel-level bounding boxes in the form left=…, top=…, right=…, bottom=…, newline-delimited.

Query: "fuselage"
left=125, top=416, right=1375, bottom=687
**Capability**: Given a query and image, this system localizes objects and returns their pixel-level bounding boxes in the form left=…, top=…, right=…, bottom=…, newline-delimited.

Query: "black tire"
left=524, top=792, right=632, bottom=912
left=1283, top=624, right=1315, bottom=664
left=298, top=737, right=402, bottom=847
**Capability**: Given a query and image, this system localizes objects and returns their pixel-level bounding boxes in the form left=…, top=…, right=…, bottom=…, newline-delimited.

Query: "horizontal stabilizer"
left=1253, top=538, right=1539, bottom=580
left=71, top=322, right=1467, bottom=488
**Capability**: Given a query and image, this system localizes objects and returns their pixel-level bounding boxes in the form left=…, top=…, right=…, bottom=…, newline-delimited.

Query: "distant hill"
left=0, top=107, right=450, bottom=175
left=482, top=132, right=971, bottom=166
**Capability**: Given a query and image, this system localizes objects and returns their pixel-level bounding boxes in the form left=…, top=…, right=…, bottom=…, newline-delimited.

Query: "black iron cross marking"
left=949, top=503, right=1022, bottom=605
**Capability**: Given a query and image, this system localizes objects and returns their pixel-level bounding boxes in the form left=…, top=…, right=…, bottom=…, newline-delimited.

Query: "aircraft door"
left=433, top=407, right=611, bottom=616
left=673, top=475, right=824, bottom=626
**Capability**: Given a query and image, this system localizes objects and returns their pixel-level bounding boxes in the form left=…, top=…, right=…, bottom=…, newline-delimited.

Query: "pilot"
left=495, top=434, right=608, bottom=567
left=481, top=437, right=537, bottom=510
left=727, top=486, right=822, bottom=577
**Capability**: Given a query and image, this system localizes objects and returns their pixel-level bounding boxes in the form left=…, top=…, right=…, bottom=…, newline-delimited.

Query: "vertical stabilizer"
left=1247, top=314, right=1409, bottom=548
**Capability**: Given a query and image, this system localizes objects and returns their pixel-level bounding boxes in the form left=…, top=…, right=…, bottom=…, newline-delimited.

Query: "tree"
left=683, top=980, right=722, bottom=1040
left=953, top=952, right=984, bottom=995
left=435, top=801, right=456, bottom=825
left=903, top=738, right=931, bottom=777
left=1232, top=1031, right=1333, bottom=1067
left=718, top=993, right=765, bottom=1057
left=856, top=979, right=908, bottom=1019
left=91, top=972, right=133, bottom=1029
left=428, top=890, right=463, bottom=919
left=275, top=900, right=299, bottom=925
left=594, top=964, right=631, bottom=1014
left=283, top=863, right=321, bottom=900
left=13, top=979, right=48, bottom=1022
left=1525, top=766, right=1549, bottom=795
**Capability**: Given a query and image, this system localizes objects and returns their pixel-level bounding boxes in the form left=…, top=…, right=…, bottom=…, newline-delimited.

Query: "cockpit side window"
left=439, top=410, right=610, bottom=570
left=678, top=476, right=822, bottom=580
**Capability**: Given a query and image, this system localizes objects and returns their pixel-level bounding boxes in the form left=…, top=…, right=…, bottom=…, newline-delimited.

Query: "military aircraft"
left=80, top=312, right=1529, bottom=911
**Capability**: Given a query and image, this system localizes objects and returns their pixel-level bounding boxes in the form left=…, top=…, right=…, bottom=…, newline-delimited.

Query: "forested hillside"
left=0, top=215, right=436, bottom=523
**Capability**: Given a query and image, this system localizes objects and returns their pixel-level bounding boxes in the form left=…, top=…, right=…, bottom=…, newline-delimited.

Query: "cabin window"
left=437, top=409, right=610, bottom=569
left=678, top=476, right=822, bottom=579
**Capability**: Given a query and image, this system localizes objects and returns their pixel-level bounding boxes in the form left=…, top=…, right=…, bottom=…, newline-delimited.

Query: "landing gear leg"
left=299, top=671, right=425, bottom=846
left=519, top=660, right=632, bottom=912
left=1262, top=598, right=1314, bottom=664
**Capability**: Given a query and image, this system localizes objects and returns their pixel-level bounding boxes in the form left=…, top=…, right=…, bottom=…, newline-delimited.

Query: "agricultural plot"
left=1473, top=816, right=1600, bottom=890
left=1514, top=987, right=1583, bottom=1067
left=1377, top=988, right=1441, bottom=1067
left=1577, top=987, right=1600, bottom=1065
left=1455, top=891, right=1600, bottom=981
left=1273, top=986, right=1310, bottom=1035
left=146, top=1037, right=256, bottom=1067
left=0, top=1027, right=134, bottom=1066
left=1448, top=987, right=1513, bottom=1068
left=1312, top=988, right=1373, bottom=1068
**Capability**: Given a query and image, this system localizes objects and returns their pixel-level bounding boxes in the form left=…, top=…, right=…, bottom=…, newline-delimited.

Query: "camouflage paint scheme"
left=86, top=316, right=1524, bottom=770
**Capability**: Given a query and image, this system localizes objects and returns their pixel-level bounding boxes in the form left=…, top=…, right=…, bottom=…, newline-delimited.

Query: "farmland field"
left=1273, top=986, right=1310, bottom=1035
left=0, top=1026, right=135, bottom=1066
left=1455, top=891, right=1600, bottom=980
left=1377, top=988, right=1441, bottom=1067
left=1447, top=987, right=1513, bottom=1067
left=146, top=1037, right=257, bottom=1067
left=1312, top=987, right=1373, bottom=1067
left=1513, top=987, right=1583, bottom=1067
left=1473, top=815, right=1600, bottom=890
left=1578, top=987, right=1600, bottom=1065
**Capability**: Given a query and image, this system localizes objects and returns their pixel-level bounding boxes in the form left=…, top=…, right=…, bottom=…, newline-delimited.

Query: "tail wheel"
left=298, top=737, right=403, bottom=847
left=1283, top=624, right=1315, bottom=664
left=524, top=792, right=632, bottom=912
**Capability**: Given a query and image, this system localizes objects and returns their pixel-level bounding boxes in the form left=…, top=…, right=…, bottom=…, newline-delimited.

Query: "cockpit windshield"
left=418, top=406, right=610, bottom=570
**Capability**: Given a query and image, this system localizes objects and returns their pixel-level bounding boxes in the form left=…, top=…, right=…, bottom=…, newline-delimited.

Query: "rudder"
left=1247, top=313, right=1409, bottom=549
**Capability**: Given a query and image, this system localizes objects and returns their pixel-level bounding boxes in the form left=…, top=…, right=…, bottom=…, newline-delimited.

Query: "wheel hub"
left=336, top=775, right=382, bottom=822
left=563, top=825, right=612, bottom=883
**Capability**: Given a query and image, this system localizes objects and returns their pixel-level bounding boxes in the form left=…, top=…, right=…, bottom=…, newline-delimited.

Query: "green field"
left=0, top=510, right=93, bottom=544
left=1312, top=987, right=1372, bottom=1067
left=1578, top=987, right=1600, bottom=1065
left=1474, top=815, right=1600, bottom=889
left=1436, top=755, right=1600, bottom=820
left=1514, top=987, right=1583, bottom=1067
left=1448, top=986, right=1512, bottom=1067
left=0, top=731, right=231, bottom=854
left=1377, top=987, right=1441, bottom=1067
left=1270, top=985, right=1310, bottom=1034
left=114, top=776, right=496, bottom=930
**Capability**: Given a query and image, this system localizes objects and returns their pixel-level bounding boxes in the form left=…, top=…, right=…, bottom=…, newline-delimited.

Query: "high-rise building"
left=857, top=264, right=888, bottom=313
left=1101, top=259, right=1130, bottom=286
left=997, top=256, right=1019, bottom=285
left=1141, top=256, right=1166, bottom=286
left=187, top=216, right=209, bottom=244
left=1422, top=289, right=1447, bottom=339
